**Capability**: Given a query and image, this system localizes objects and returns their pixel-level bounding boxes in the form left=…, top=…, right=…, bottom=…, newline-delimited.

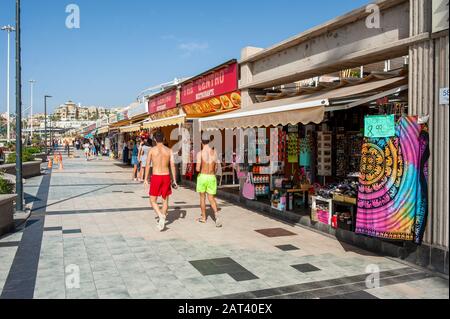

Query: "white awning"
left=119, top=123, right=142, bottom=133
left=199, top=76, right=407, bottom=130
left=199, top=100, right=326, bottom=130
left=97, top=126, right=109, bottom=134
left=142, top=115, right=186, bottom=129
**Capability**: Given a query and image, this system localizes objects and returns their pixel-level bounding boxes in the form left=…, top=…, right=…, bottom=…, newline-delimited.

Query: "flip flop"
left=215, top=216, right=223, bottom=228
left=197, top=218, right=206, bottom=224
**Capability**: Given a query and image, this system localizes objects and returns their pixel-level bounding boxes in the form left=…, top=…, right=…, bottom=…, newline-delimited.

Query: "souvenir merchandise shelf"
left=311, top=196, right=333, bottom=225
left=252, top=174, right=271, bottom=197
left=251, top=155, right=284, bottom=199
left=317, top=132, right=332, bottom=176
left=251, top=161, right=273, bottom=198
left=348, top=132, right=363, bottom=174
left=273, top=187, right=310, bottom=210
left=332, top=200, right=357, bottom=232
left=336, top=131, right=346, bottom=177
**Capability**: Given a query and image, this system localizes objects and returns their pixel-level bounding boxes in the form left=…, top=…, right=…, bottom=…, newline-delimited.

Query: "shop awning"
left=142, top=115, right=186, bottom=129
left=199, top=76, right=406, bottom=130
left=109, top=119, right=131, bottom=128
left=97, top=126, right=109, bottom=134
left=120, top=123, right=142, bottom=133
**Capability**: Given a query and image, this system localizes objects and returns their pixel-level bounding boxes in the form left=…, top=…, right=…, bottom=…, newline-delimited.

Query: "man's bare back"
left=147, top=144, right=170, bottom=175
left=144, top=132, right=178, bottom=232
left=197, top=146, right=218, bottom=175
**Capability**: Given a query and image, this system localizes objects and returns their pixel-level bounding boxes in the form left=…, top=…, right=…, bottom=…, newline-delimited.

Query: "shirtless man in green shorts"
left=196, top=137, right=222, bottom=227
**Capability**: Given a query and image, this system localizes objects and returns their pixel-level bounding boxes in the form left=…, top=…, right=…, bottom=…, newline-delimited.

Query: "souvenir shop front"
left=141, top=88, right=186, bottom=180
left=143, top=87, right=185, bottom=147
left=106, top=108, right=131, bottom=160
left=180, top=60, right=242, bottom=181
left=95, top=126, right=110, bottom=156
left=117, top=102, right=151, bottom=164
left=199, top=71, right=430, bottom=244
left=119, top=123, right=148, bottom=164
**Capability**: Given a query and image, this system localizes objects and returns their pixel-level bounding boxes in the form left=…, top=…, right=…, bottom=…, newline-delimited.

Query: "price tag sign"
left=440, top=88, right=449, bottom=105
left=364, top=115, right=395, bottom=138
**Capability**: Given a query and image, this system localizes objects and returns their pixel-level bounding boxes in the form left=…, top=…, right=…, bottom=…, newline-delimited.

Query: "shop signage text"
left=148, top=89, right=177, bottom=114
left=364, top=115, right=395, bottom=138
left=181, top=62, right=238, bottom=105
left=439, top=87, right=449, bottom=105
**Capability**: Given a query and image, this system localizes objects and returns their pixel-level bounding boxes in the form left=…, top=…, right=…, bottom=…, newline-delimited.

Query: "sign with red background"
left=181, top=62, right=238, bottom=105
left=148, top=89, right=177, bottom=114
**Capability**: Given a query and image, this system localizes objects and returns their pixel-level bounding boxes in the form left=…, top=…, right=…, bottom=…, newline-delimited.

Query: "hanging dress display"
left=356, top=116, right=429, bottom=242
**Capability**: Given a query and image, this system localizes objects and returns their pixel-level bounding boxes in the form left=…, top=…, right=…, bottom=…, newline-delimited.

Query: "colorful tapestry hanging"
left=288, top=133, right=300, bottom=163
left=414, top=125, right=430, bottom=244
left=356, top=116, right=429, bottom=242
left=299, top=136, right=313, bottom=167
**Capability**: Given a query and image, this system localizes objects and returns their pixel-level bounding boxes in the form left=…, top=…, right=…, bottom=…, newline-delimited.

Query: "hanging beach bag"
left=242, top=173, right=255, bottom=200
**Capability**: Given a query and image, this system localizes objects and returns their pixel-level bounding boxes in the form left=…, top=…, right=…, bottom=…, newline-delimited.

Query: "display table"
left=332, top=200, right=357, bottom=231
left=273, top=187, right=310, bottom=210
left=311, top=196, right=333, bottom=225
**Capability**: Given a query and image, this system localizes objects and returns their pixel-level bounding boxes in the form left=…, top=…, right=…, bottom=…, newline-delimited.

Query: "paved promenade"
left=0, top=152, right=448, bottom=299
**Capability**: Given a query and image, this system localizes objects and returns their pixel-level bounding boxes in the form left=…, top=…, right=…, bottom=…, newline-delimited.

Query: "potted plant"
left=0, top=172, right=14, bottom=195
left=0, top=148, right=43, bottom=178
left=0, top=172, right=15, bottom=235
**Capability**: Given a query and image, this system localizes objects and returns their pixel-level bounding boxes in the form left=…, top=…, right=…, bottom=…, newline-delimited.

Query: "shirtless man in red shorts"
left=144, top=131, right=178, bottom=231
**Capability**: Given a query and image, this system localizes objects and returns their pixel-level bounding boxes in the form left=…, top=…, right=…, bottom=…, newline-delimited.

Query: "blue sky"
left=0, top=0, right=369, bottom=113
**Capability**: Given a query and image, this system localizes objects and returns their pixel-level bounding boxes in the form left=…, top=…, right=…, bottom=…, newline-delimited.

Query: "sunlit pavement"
left=0, top=151, right=448, bottom=299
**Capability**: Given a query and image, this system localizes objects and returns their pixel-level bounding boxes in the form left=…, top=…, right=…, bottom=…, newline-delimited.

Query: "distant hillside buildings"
left=53, top=101, right=110, bottom=121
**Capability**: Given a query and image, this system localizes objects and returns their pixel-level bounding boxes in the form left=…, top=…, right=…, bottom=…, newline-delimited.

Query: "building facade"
left=236, top=0, right=448, bottom=273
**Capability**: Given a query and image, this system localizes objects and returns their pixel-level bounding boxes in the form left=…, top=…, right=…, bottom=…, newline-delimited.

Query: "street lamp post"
left=29, top=79, right=36, bottom=141
left=44, top=95, right=52, bottom=154
left=50, top=115, right=53, bottom=153
left=15, top=0, right=23, bottom=211
left=1, top=25, right=15, bottom=142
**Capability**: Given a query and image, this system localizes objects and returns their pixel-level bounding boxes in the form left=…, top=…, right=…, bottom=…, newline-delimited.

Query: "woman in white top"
left=83, top=142, right=90, bottom=161
left=139, top=140, right=151, bottom=182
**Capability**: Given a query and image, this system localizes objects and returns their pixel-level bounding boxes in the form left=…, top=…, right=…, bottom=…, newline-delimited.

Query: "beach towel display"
left=356, top=116, right=429, bottom=243
left=299, top=136, right=313, bottom=167
left=288, top=133, right=300, bottom=163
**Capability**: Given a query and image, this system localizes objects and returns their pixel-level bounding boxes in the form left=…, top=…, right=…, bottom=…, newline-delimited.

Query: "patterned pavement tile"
left=0, top=151, right=447, bottom=299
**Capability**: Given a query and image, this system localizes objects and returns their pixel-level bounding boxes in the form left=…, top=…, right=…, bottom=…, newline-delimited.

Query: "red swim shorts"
left=149, top=175, right=172, bottom=199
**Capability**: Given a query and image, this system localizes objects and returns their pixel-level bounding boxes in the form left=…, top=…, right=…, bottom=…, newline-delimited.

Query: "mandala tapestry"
left=356, top=116, right=429, bottom=242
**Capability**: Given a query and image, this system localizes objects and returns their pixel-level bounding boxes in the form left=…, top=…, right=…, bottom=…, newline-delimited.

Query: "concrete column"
left=409, top=0, right=449, bottom=252
left=240, top=47, right=263, bottom=109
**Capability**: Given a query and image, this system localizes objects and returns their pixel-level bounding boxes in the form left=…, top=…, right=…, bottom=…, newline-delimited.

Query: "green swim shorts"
left=196, top=174, right=217, bottom=195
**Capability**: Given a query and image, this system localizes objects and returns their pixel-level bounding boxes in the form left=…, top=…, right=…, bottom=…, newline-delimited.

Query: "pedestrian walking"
left=83, top=142, right=90, bottom=161
left=196, top=136, right=222, bottom=227
left=92, top=143, right=97, bottom=159
left=65, top=140, right=70, bottom=156
left=139, top=140, right=151, bottom=183
left=131, top=140, right=140, bottom=181
left=122, top=143, right=129, bottom=164
left=144, top=131, right=178, bottom=232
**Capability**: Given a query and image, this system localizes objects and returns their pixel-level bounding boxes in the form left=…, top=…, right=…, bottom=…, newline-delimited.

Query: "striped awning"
left=97, top=126, right=109, bottom=134
left=142, top=115, right=186, bottom=129
left=199, top=76, right=407, bottom=130
left=120, top=123, right=142, bottom=133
